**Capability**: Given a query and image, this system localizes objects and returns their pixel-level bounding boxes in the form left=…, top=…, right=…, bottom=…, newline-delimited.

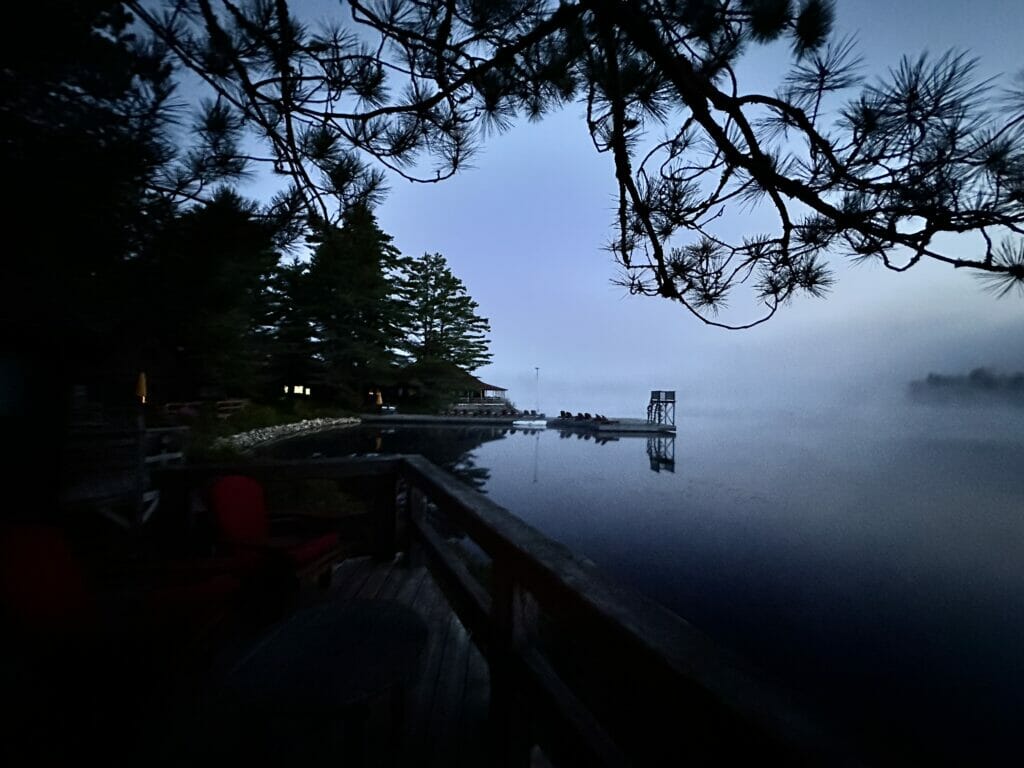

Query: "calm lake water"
left=263, top=395, right=1024, bottom=764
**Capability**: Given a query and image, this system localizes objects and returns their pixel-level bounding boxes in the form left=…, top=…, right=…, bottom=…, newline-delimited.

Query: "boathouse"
left=371, top=359, right=509, bottom=412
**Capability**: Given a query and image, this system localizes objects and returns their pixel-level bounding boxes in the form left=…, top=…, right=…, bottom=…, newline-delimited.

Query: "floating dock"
left=359, top=414, right=675, bottom=435
left=545, top=417, right=676, bottom=435
left=360, top=413, right=546, bottom=427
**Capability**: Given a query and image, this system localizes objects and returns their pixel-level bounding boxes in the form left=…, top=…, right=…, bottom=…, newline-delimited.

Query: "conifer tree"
left=260, top=257, right=321, bottom=397
left=139, top=190, right=281, bottom=399
left=399, top=253, right=492, bottom=372
left=306, top=205, right=410, bottom=402
left=2, top=0, right=176, bottom=386
left=2, top=1, right=306, bottom=408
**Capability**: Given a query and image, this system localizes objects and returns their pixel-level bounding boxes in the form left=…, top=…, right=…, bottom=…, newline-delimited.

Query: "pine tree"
left=2, top=1, right=303, bottom=407
left=260, top=257, right=321, bottom=397
left=398, top=253, right=492, bottom=372
left=306, top=205, right=410, bottom=403
left=139, top=190, right=281, bottom=400
left=2, top=1, right=177, bottom=390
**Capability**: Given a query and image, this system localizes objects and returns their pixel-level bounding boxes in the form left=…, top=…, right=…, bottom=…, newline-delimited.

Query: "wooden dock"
left=322, top=553, right=494, bottom=768
left=147, top=456, right=848, bottom=767
left=546, top=417, right=676, bottom=435
left=360, top=412, right=673, bottom=435
left=165, top=552, right=499, bottom=767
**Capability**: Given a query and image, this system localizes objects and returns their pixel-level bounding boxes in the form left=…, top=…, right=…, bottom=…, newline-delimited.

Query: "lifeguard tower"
left=646, top=390, right=675, bottom=427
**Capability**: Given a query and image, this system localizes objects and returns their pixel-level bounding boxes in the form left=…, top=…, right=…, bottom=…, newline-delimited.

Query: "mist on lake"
left=266, top=371, right=1024, bottom=763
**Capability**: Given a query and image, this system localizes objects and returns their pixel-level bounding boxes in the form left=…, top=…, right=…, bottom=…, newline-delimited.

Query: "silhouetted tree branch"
left=129, top=0, right=1024, bottom=327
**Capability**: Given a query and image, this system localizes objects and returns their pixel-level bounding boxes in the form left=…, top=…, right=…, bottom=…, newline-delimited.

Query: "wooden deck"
left=123, top=552, right=500, bottom=768
left=14, top=453, right=848, bottom=766
left=321, top=553, right=495, bottom=768
left=148, top=456, right=847, bottom=766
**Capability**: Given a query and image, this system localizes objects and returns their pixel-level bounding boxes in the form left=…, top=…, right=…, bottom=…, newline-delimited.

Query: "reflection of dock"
left=647, top=435, right=676, bottom=473
left=546, top=417, right=675, bottom=435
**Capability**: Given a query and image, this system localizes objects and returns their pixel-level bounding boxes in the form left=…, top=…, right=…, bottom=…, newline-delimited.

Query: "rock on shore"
left=213, top=416, right=360, bottom=451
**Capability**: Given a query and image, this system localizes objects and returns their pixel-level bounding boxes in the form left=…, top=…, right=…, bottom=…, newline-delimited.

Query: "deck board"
left=355, top=554, right=398, bottom=598
left=323, top=555, right=493, bottom=767
left=457, top=638, right=492, bottom=767
left=406, top=576, right=457, bottom=765
left=425, top=613, right=471, bottom=767
left=331, top=554, right=377, bottom=600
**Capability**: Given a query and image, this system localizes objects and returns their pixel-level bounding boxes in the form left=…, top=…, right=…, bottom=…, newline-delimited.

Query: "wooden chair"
left=206, top=474, right=343, bottom=587
left=0, top=523, right=245, bottom=762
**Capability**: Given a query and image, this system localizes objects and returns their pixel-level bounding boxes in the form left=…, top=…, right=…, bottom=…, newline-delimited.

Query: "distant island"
left=909, top=368, right=1024, bottom=406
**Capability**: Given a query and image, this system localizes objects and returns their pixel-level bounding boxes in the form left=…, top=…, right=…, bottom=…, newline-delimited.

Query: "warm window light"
left=283, top=385, right=290, bottom=394
left=293, top=384, right=303, bottom=393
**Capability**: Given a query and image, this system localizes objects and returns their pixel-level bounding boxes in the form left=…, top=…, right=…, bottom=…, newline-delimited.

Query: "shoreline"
left=214, top=411, right=675, bottom=453
left=214, top=416, right=361, bottom=452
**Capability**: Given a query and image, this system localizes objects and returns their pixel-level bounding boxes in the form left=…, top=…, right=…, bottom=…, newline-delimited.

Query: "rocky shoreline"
left=213, top=416, right=361, bottom=452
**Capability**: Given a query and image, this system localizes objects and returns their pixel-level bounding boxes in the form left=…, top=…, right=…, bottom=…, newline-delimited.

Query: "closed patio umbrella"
left=136, top=371, right=147, bottom=404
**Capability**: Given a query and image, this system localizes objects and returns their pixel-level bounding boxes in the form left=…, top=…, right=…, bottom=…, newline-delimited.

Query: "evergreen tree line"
left=268, top=209, right=493, bottom=409
left=131, top=192, right=492, bottom=409
left=0, top=0, right=490, bottom=419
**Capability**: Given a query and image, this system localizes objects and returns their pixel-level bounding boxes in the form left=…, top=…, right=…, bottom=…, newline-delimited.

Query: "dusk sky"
left=282, top=1, right=1024, bottom=416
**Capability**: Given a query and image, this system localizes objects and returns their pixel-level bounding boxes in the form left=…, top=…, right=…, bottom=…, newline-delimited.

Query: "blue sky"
left=284, top=1, right=1024, bottom=415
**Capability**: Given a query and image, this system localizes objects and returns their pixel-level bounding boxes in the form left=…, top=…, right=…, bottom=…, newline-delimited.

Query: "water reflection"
left=263, top=424, right=666, bottom=484
left=263, top=411, right=1024, bottom=764
left=263, top=424, right=512, bottom=491
left=646, top=435, right=675, bottom=472
left=556, top=428, right=619, bottom=446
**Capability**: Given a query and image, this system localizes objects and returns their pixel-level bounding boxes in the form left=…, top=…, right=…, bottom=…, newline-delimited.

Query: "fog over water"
left=507, top=396, right=1023, bottom=764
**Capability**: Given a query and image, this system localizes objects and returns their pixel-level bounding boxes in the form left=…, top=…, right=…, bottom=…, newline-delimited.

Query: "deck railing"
left=454, top=396, right=509, bottom=405
left=154, top=455, right=847, bottom=766
left=61, top=423, right=189, bottom=527
left=164, top=398, right=251, bottom=420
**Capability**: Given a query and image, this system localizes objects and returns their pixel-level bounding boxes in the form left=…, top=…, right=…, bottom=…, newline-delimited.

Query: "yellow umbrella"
left=136, top=371, right=147, bottom=404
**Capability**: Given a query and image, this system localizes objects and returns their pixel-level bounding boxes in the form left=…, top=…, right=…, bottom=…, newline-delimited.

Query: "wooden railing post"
left=151, top=467, right=193, bottom=549
left=405, top=483, right=428, bottom=568
left=489, top=556, right=539, bottom=767
left=393, top=475, right=410, bottom=556
left=369, top=471, right=399, bottom=559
